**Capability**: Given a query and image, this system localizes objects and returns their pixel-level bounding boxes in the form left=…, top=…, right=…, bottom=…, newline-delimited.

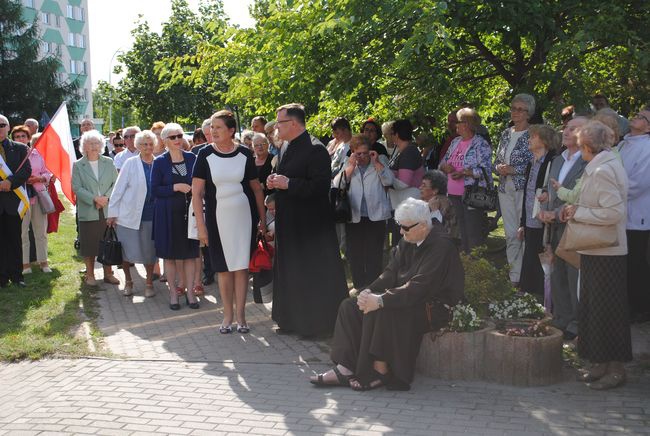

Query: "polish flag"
left=34, top=102, right=76, bottom=204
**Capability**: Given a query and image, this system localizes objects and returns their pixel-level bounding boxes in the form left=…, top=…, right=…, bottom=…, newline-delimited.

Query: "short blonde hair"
left=456, top=108, right=481, bottom=133
left=577, top=120, right=615, bottom=153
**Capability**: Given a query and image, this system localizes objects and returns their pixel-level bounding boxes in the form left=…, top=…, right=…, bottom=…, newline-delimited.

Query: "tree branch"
left=468, top=33, right=515, bottom=87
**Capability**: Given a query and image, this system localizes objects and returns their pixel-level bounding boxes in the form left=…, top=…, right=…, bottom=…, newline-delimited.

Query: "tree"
left=0, top=0, right=79, bottom=124
left=128, top=0, right=650, bottom=136
left=92, top=80, right=138, bottom=133
left=117, top=0, right=231, bottom=127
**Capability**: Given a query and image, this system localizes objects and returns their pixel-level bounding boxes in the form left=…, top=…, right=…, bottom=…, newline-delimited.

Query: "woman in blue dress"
left=192, top=110, right=266, bottom=333
left=152, top=123, right=200, bottom=310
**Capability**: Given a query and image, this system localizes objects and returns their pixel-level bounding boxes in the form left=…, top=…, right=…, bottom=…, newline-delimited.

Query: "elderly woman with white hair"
left=71, top=130, right=119, bottom=286
left=107, top=130, right=159, bottom=297
left=562, top=120, right=631, bottom=390
left=310, top=198, right=464, bottom=391
left=152, top=122, right=200, bottom=310
left=494, top=93, right=536, bottom=287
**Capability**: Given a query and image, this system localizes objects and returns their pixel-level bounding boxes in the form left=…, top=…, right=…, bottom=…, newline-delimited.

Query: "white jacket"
left=333, top=156, right=394, bottom=223
left=107, top=155, right=148, bottom=230
left=574, top=150, right=628, bottom=256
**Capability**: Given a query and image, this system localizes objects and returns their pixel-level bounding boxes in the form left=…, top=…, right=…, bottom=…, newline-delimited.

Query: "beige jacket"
left=573, top=150, right=628, bottom=256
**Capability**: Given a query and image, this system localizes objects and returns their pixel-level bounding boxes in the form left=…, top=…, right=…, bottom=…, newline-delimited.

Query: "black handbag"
left=330, top=172, right=352, bottom=223
left=97, top=226, right=123, bottom=266
left=462, top=167, right=498, bottom=211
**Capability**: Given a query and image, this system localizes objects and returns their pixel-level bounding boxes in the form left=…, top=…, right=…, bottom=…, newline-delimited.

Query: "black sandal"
left=350, top=369, right=390, bottom=391
left=310, top=366, right=353, bottom=387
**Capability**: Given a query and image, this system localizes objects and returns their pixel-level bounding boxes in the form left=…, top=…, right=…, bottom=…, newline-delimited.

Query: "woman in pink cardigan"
left=11, top=127, right=53, bottom=274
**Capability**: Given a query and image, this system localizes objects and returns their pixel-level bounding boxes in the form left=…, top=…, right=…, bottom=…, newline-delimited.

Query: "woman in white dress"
left=192, top=110, right=266, bottom=334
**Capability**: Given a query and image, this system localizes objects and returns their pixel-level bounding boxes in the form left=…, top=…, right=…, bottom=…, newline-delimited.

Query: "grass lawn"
left=0, top=200, right=100, bottom=361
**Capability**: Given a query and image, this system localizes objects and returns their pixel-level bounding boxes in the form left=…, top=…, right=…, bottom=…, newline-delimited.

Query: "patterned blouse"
left=494, top=128, right=533, bottom=193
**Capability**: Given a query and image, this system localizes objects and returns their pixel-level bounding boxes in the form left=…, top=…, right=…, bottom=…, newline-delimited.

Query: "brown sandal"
left=193, top=284, right=205, bottom=296
left=310, top=366, right=353, bottom=387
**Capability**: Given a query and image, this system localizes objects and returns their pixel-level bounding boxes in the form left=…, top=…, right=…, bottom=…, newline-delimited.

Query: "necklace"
left=214, top=143, right=236, bottom=154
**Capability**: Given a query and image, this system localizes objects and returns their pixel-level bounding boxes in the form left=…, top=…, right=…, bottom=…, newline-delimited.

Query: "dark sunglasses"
left=0, top=123, right=7, bottom=128
left=398, top=222, right=419, bottom=232
left=167, top=134, right=183, bottom=140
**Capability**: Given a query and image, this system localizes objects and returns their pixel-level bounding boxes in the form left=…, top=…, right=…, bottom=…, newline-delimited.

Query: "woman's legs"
left=144, top=263, right=155, bottom=286
left=164, top=259, right=179, bottom=305
left=84, top=257, right=96, bottom=281
left=234, top=269, right=249, bottom=326
left=183, top=258, right=197, bottom=304
left=217, top=272, right=235, bottom=326
left=31, top=201, right=49, bottom=268
left=122, top=262, right=133, bottom=283
left=21, top=207, right=32, bottom=270
left=174, top=259, right=185, bottom=290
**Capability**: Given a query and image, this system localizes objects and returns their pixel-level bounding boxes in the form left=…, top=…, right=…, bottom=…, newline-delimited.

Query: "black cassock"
left=330, top=228, right=464, bottom=389
left=272, top=130, right=348, bottom=336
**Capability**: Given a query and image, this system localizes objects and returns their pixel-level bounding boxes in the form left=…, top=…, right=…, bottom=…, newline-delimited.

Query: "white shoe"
left=41, top=266, right=52, bottom=273
left=22, top=268, right=32, bottom=274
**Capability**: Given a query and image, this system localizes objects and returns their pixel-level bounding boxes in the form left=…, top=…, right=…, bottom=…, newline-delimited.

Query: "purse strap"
left=104, top=225, right=119, bottom=242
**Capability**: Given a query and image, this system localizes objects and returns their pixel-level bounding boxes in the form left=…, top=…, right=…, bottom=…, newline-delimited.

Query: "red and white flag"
left=34, top=102, right=76, bottom=204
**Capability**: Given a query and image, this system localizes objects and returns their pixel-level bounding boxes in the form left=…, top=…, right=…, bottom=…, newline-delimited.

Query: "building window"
left=66, top=5, right=73, bottom=18
left=76, top=34, right=84, bottom=48
left=41, top=12, right=50, bottom=25
left=75, top=7, right=84, bottom=21
left=25, top=0, right=35, bottom=8
left=55, top=14, right=60, bottom=27
left=68, top=33, right=74, bottom=46
left=82, top=61, right=87, bottom=74
left=70, top=59, right=77, bottom=74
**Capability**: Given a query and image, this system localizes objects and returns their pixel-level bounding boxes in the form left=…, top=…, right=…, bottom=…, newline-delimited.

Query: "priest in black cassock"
left=267, top=103, right=348, bottom=337
left=310, top=198, right=464, bottom=391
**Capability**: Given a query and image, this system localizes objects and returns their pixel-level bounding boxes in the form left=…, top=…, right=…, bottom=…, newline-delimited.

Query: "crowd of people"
left=0, top=92, right=649, bottom=391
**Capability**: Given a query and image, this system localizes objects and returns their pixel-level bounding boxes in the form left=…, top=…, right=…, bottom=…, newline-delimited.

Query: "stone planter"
left=484, top=325, right=563, bottom=386
left=416, top=322, right=494, bottom=381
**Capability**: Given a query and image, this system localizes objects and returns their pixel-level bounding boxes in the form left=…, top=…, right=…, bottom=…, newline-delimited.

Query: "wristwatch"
left=377, top=295, right=384, bottom=309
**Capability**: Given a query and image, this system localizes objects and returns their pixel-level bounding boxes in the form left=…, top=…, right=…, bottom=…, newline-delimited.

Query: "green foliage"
left=117, top=0, right=231, bottom=127
left=92, top=80, right=138, bottom=133
left=461, top=246, right=514, bottom=316
left=0, top=0, right=79, bottom=124
left=117, top=0, right=650, bottom=136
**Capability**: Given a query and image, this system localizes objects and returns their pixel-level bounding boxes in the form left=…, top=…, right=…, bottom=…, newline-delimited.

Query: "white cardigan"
left=107, top=155, right=148, bottom=230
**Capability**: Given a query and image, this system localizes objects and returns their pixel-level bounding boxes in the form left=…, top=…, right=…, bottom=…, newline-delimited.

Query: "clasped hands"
left=0, top=180, right=11, bottom=192
left=94, top=195, right=109, bottom=209
left=266, top=173, right=289, bottom=190
left=356, top=289, right=382, bottom=314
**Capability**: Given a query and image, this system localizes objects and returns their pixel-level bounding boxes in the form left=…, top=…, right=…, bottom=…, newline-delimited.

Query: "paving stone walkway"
left=1, top=263, right=649, bottom=435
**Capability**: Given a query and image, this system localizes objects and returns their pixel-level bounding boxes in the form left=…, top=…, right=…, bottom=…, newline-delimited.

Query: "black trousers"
left=0, top=212, right=23, bottom=285
left=627, top=230, right=650, bottom=317
left=345, top=218, right=386, bottom=289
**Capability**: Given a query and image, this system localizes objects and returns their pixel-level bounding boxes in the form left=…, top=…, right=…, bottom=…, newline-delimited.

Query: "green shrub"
left=461, top=246, right=514, bottom=317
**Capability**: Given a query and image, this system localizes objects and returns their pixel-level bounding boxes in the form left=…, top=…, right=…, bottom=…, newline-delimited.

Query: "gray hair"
left=394, top=198, right=433, bottom=229
left=242, top=130, right=255, bottom=141
left=80, top=129, right=105, bottom=155
left=24, top=118, right=39, bottom=129
left=202, top=118, right=211, bottom=130
left=123, top=125, right=141, bottom=136
left=577, top=120, right=615, bottom=153
left=135, top=130, right=157, bottom=149
left=512, top=93, right=536, bottom=120
left=161, top=122, right=183, bottom=140
left=422, top=170, right=448, bottom=195
left=264, top=121, right=276, bottom=131
left=0, top=114, right=8, bottom=124
left=252, top=132, right=269, bottom=145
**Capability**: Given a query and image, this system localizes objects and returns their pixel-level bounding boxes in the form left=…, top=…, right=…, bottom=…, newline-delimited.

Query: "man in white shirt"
left=617, top=108, right=650, bottom=323
left=113, top=126, right=141, bottom=171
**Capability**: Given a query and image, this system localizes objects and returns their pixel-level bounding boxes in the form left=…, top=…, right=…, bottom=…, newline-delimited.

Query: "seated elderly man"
left=310, top=198, right=464, bottom=391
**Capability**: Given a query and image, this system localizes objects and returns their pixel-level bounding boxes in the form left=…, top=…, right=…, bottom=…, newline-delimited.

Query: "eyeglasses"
left=634, top=113, right=650, bottom=123
left=123, top=134, right=136, bottom=139
left=166, top=134, right=183, bottom=140
left=397, top=222, right=419, bottom=232
left=0, top=123, right=7, bottom=128
left=510, top=107, right=528, bottom=113
left=276, top=119, right=293, bottom=124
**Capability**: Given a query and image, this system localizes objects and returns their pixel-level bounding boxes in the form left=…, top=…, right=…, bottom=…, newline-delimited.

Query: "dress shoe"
left=144, top=284, right=155, bottom=298
left=41, top=266, right=52, bottom=273
left=13, top=281, right=26, bottom=288
left=22, top=267, right=32, bottom=275
left=85, top=277, right=98, bottom=287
